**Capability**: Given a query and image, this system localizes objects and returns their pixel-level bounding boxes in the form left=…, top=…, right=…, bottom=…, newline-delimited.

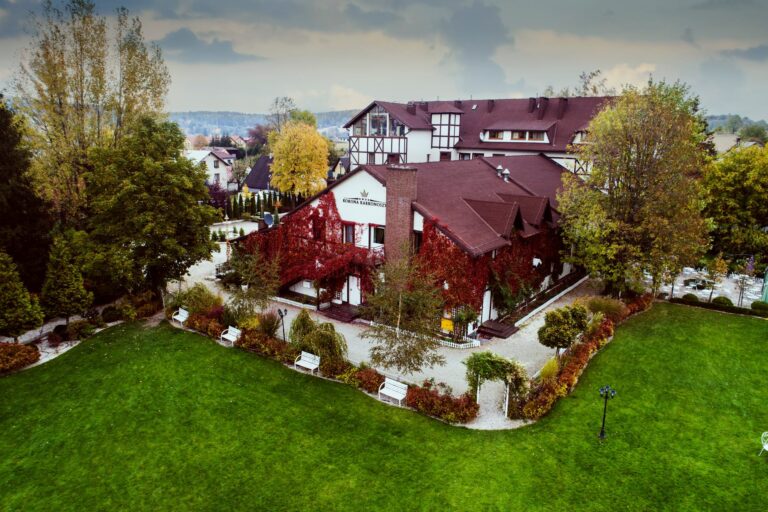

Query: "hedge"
left=670, top=298, right=768, bottom=318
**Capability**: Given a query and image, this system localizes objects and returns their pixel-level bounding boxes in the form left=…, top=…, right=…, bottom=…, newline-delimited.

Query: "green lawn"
left=1, top=304, right=766, bottom=511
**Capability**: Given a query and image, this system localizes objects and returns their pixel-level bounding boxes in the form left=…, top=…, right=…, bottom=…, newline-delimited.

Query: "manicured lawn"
left=1, top=304, right=766, bottom=511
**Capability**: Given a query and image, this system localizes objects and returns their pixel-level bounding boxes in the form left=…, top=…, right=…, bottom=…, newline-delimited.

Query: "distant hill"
left=706, top=114, right=767, bottom=133
left=169, top=110, right=357, bottom=138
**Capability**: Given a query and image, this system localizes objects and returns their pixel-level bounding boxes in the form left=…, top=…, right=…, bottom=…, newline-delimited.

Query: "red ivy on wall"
left=244, top=192, right=381, bottom=301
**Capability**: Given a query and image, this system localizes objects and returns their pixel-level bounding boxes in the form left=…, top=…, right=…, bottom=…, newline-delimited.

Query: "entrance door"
left=348, top=275, right=362, bottom=306
left=482, top=289, right=492, bottom=322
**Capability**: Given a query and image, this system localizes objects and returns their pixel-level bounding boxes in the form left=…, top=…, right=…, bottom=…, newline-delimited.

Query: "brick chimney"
left=385, top=165, right=418, bottom=261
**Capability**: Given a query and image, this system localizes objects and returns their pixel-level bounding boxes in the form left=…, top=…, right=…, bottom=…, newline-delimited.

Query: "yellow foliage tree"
left=269, top=121, right=328, bottom=197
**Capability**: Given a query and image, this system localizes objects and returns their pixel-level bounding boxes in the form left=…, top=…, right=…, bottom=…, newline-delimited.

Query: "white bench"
left=294, top=351, right=320, bottom=374
left=220, top=326, right=241, bottom=346
left=378, top=378, right=408, bottom=406
left=172, top=308, right=189, bottom=326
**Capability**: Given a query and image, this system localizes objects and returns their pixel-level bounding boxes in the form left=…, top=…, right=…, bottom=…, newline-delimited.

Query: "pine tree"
left=250, top=195, right=257, bottom=215
left=0, top=251, right=44, bottom=342
left=256, top=194, right=262, bottom=215
left=238, top=195, right=244, bottom=218
left=41, top=235, right=93, bottom=325
left=226, top=196, right=233, bottom=219
left=273, top=205, right=280, bottom=226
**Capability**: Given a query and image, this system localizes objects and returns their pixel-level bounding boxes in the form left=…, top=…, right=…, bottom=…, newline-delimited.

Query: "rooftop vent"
left=472, top=104, right=478, bottom=110
left=406, top=102, right=416, bottom=115
left=502, top=168, right=510, bottom=182
left=487, top=99, right=495, bottom=113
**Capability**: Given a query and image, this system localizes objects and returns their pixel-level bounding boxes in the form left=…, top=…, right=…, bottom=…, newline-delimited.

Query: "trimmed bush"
left=405, top=379, right=479, bottom=424
left=0, top=343, right=40, bottom=375
left=669, top=298, right=768, bottom=318
left=712, top=296, right=733, bottom=307
left=354, top=367, right=385, bottom=393
left=65, top=320, right=96, bottom=341
left=166, top=284, right=223, bottom=316
left=579, top=296, right=630, bottom=323
left=750, top=300, right=768, bottom=312
left=681, top=293, right=699, bottom=302
left=236, top=330, right=297, bottom=364
left=101, top=306, right=122, bottom=323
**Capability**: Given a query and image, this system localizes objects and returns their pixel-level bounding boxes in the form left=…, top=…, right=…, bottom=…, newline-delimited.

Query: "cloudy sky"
left=1, top=0, right=767, bottom=118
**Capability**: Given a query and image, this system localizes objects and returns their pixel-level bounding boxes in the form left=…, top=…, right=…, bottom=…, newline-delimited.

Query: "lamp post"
left=277, top=308, right=288, bottom=341
left=598, top=385, right=617, bottom=440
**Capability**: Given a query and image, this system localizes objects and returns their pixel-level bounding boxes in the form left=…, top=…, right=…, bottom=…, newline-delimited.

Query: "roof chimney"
left=406, top=102, right=416, bottom=115
left=418, top=101, right=428, bottom=112
left=536, top=97, right=549, bottom=120
left=528, top=98, right=536, bottom=113
left=487, top=99, right=495, bottom=112
left=454, top=99, right=462, bottom=108
left=385, top=165, right=418, bottom=262
left=556, top=97, right=568, bottom=119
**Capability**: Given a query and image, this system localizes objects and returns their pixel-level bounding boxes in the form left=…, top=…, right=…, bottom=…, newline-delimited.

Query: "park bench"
left=220, top=326, right=241, bottom=346
left=172, top=308, right=189, bottom=326
left=378, top=378, right=408, bottom=406
left=294, top=351, right=320, bottom=375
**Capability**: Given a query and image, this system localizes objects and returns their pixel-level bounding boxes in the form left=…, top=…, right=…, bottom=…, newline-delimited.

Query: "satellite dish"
left=264, top=212, right=274, bottom=227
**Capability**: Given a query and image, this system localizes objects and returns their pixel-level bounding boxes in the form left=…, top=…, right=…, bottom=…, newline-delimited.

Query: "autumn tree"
left=0, top=252, right=44, bottom=342
left=542, top=69, right=616, bottom=98
left=537, top=305, right=588, bottom=358
left=703, top=144, right=768, bottom=266
left=704, top=254, right=729, bottom=303
left=269, top=121, right=329, bottom=197
left=559, top=80, right=709, bottom=295
left=362, top=255, right=445, bottom=374
left=41, top=234, right=93, bottom=324
left=191, top=134, right=209, bottom=149
left=246, top=124, right=270, bottom=156
left=87, top=116, right=217, bottom=293
left=226, top=246, right=280, bottom=322
left=0, top=95, right=52, bottom=291
left=14, top=0, right=170, bottom=225
left=289, top=109, right=317, bottom=127
left=738, top=124, right=767, bottom=145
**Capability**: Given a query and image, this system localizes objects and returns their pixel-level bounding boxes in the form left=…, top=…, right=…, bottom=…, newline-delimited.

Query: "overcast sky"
left=1, top=0, right=767, bottom=118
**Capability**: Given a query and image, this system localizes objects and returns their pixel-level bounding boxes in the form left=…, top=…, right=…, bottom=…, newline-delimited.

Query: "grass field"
left=1, top=303, right=766, bottom=511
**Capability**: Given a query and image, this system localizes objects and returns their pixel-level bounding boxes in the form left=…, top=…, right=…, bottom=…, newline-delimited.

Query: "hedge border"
left=669, top=298, right=768, bottom=318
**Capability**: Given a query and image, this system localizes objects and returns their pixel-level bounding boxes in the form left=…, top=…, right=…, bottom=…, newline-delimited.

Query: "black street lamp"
left=598, top=385, right=617, bottom=440
left=277, top=308, right=288, bottom=341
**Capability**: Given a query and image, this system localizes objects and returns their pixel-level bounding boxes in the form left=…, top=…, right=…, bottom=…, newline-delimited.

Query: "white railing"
left=438, top=338, right=481, bottom=349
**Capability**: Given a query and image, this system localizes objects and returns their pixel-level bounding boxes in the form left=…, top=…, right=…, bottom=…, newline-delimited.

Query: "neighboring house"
left=343, top=96, right=611, bottom=175
left=243, top=155, right=274, bottom=193
left=247, top=155, right=572, bottom=334
left=710, top=133, right=741, bottom=154
left=230, top=135, right=247, bottom=149
left=184, top=149, right=233, bottom=187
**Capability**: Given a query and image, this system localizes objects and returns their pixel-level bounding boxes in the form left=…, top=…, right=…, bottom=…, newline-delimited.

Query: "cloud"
left=692, top=0, right=755, bottom=9
left=682, top=27, right=698, bottom=47
left=602, top=63, right=656, bottom=89
left=721, top=43, right=768, bottom=61
left=156, top=28, right=264, bottom=64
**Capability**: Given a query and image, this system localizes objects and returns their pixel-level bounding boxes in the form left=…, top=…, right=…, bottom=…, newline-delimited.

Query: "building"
left=245, top=154, right=573, bottom=335
left=184, top=149, right=232, bottom=187
left=243, top=155, right=274, bottom=193
left=343, top=96, right=610, bottom=175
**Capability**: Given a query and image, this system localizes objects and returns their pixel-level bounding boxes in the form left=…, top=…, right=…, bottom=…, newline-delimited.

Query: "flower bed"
left=1, top=343, right=41, bottom=376
left=518, top=293, right=651, bottom=421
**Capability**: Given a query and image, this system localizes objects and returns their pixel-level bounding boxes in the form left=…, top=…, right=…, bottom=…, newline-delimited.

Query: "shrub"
left=752, top=301, right=768, bottom=312
left=52, top=324, right=67, bottom=338
left=186, top=314, right=224, bottom=338
left=354, top=367, right=385, bottom=393
left=118, top=302, right=137, bottom=321
left=47, top=332, right=63, bottom=348
left=238, top=316, right=261, bottom=331
left=538, top=357, right=559, bottom=383
left=681, top=293, right=699, bottom=302
left=236, top=330, right=297, bottom=363
left=625, top=293, right=653, bottom=314
left=166, top=284, right=223, bottom=316
left=65, top=320, right=96, bottom=341
left=712, top=296, right=734, bottom=307
left=579, top=296, right=630, bottom=323
left=320, top=358, right=353, bottom=378
left=0, top=343, right=40, bottom=375
left=84, top=308, right=105, bottom=328
left=336, top=365, right=362, bottom=386
left=299, top=322, right=348, bottom=369
left=583, top=311, right=605, bottom=339
left=101, top=305, right=122, bottom=323
left=254, top=310, right=281, bottom=338
left=670, top=297, right=768, bottom=318
left=522, top=381, right=566, bottom=420
left=289, top=309, right=316, bottom=346
left=203, top=305, right=225, bottom=321
left=129, top=290, right=162, bottom=318
left=405, top=379, right=479, bottom=424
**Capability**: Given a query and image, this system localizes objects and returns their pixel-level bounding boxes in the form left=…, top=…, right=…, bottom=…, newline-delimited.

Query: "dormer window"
left=528, top=131, right=545, bottom=141
left=511, top=131, right=525, bottom=140
left=488, top=130, right=503, bottom=140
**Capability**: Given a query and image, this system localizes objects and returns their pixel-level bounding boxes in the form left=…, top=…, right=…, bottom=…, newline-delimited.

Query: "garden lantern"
left=598, top=385, right=617, bottom=440
left=277, top=308, right=288, bottom=341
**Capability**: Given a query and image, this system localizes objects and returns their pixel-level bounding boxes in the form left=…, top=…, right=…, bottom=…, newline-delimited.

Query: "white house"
left=344, top=97, right=611, bottom=175
left=184, top=149, right=232, bottom=187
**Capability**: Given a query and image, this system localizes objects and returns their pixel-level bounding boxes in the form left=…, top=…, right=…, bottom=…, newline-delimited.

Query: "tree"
left=14, top=1, right=170, bottom=226
left=41, top=234, right=93, bottom=324
left=246, top=124, right=271, bottom=156
left=0, top=252, right=44, bottom=342
left=738, top=124, right=767, bottom=145
left=87, top=116, right=217, bottom=293
left=0, top=95, right=52, bottom=291
left=704, top=254, right=729, bottom=303
left=559, top=80, right=709, bottom=295
left=289, top=109, right=317, bottom=127
left=267, top=96, right=297, bottom=132
left=703, top=144, right=768, bottom=264
left=269, top=121, right=329, bottom=197
left=231, top=156, right=254, bottom=187
left=362, top=255, right=445, bottom=374
left=542, top=69, right=616, bottom=98
left=227, top=247, right=280, bottom=322
left=206, top=182, right=227, bottom=213
left=537, top=305, right=588, bottom=357
left=191, top=134, right=209, bottom=149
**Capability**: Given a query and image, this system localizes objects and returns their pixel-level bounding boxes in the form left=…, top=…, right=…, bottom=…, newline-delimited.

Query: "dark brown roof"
left=345, top=96, right=611, bottom=153
left=244, top=155, right=272, bottom=191
left=363, top=154, right=566, bottom=256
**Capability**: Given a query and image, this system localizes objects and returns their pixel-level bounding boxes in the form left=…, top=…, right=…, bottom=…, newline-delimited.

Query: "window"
left=311, top=217, right=325, bottom=240
left=492, top=153, right=505, bottom=157
left=367, top=152, right=376, bottom=164
left=371, top=225, right=385, bottom=245
left=472, top=153, right=482, bottom=159
left=459, top=153, right=471, bottom=160
left=511, top=131, right=525, bottom=140
left=528, top=131, right=545, bottom=141
left=390, top=119, right=405, bottom=136
left=413, top=230, right=423, bottom=253
left=387, top=153, right=399, bottom=164
left=213, top=159, right=220, bottom=168
left=352, top=120, right=366, bottom=136
left=343, top=223, right=355, bottom=245
left=488, top=130, right=503, bottom=140
left=213, top=173, right=220, bottom=183
left=440, top=151, right=451, bottom=161
left=369, top=113, right=388, bottom=136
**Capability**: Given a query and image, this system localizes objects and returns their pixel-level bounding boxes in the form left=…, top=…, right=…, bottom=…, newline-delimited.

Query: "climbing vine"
left=463, top=351, right=529, bottom=400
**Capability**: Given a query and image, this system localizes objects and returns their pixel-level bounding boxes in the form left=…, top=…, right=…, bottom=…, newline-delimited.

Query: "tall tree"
left=267, top=96, right=296, bottom=132
left=14, top=0, right=170, bottom=225
left=703, top=144, right=768, bottom=263
left=362, top=255, right=445, bottom=374
left=246, top=124, right=271, bottom=156
left=269, top=121, right=329, bottom=197
left=227, top=247, right=281, bottom=322
left=0, top=252, right=44, bottom=342
left=559, top=80, right=709, bottom=294
left=0, top=95, right=52, bottom=291
left=41, top=233, right=93, bottom=324
left=542, top=69, right=616, bottom=98
left=738, top=124, right=767, bottom=145
left=289, top=109, right=317, bottom=127
left=87, top=116, right=217, bottom=293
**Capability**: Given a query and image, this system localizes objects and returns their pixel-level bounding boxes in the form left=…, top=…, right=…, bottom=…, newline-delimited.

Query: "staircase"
left=478, top=320, right=518, bottom=339
left=323, top=303, right=361, bottom=323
